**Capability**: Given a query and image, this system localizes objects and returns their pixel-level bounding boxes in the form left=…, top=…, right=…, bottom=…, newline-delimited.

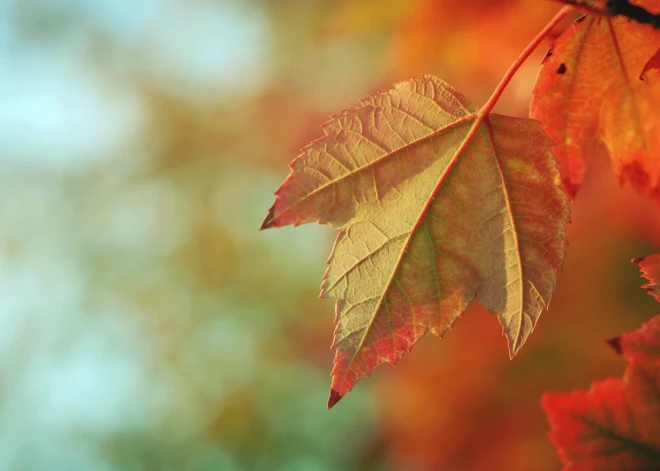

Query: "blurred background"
left=1, top=0, right=660, bottom=470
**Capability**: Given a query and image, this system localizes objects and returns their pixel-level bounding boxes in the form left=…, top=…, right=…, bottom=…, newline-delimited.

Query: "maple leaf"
left=262, top=75, right=570, bottom=407
left=530, top=2, right=660, bottom=198
left=543, top=257, right=660, bottom=471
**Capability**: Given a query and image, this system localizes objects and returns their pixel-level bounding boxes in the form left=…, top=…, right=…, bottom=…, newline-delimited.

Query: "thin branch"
left=480, top=5, right=575, bottom=114
left=558, top=0, right=660, bottom=28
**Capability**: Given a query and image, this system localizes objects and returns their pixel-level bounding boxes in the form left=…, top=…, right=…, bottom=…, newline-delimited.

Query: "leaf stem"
left=479, top=5, right=575, bottom=116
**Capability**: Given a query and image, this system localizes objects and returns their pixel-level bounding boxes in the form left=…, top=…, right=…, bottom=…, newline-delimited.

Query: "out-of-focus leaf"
left=600, top=52, right=660, bottom=199
left=262, top=75, right=570, bottom=407
left=530, top=4, right=660, bottom=198
left=543, top=258, right=660, bottom=470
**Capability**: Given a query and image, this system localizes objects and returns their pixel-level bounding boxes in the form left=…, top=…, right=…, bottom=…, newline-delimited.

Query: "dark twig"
left=608, top=0, right=660, bottom=27
left=558, top=0, right=660, bottom=28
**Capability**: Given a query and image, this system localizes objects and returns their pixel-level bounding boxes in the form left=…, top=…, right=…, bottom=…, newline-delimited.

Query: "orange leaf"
left=262, top=75, right=570, bottom=407
left=530, top=5, right=660, bottom=198
left=600, top=54, right=660, bottom=199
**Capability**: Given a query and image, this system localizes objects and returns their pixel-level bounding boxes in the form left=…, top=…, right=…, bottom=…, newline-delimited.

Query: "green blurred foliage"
left=2, top=1, right=660, bottom=470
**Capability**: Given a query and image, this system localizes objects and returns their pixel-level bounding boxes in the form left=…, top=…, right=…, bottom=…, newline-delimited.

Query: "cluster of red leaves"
left=543, top=256, right=660, bottom=470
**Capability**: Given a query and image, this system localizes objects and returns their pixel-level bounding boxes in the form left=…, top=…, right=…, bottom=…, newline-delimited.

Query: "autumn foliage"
left=543, top=257, right=660, bottom=470
left=262, top=0, right=660, bottom=467
left=530, top=2, right=660, bottom=198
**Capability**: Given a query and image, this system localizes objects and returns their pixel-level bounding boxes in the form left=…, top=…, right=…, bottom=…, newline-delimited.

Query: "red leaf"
left=543, top=369, right=660, bottom=471
left=543, top=257, right=660, bottom=470
left=616, top=315, right=660, bottom=360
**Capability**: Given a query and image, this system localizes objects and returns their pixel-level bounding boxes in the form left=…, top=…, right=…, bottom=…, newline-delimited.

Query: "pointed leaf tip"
left=632, top=256, right=646, bottom=265
left=259, top=207, right=276, bottom=231
left=507, top=339, right=522, bottom=360
left=605, top=336, right=622, bottom=354
left=327, top=389, right=342, bottom=409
